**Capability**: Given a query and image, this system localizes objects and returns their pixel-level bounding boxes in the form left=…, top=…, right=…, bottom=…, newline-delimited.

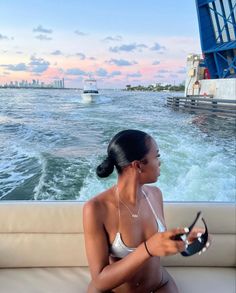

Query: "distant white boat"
left=81, top=79, right=99, bottom=102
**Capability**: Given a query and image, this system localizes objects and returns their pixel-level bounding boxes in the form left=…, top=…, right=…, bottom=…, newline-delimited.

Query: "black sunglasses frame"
left=173, top=211, right=209, bottom=257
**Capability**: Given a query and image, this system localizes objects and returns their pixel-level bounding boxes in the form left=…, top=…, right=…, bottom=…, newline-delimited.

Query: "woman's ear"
left=131, top=160, right=142, bottom=173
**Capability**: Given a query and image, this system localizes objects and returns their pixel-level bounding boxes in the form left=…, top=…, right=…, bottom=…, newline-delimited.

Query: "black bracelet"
left=144, top=241, right=153, bottom=257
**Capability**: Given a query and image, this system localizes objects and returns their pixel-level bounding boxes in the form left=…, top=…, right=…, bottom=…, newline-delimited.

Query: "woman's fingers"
left=174, top=239, right=186, bottom=252
left=156, top=229, right=213, bottom=256
left=171, top=227, right=188, bottom=235
left=187, top=227, right=205, bottom=241
left=148, top=229, right=188, bottom=256
left=198, top=235, right=212, bottom=255
left=150, top=227, right=212, bottom=257
left=167, top=227, right=188, bottom=239
left=165, top=228, right=188, bottom=252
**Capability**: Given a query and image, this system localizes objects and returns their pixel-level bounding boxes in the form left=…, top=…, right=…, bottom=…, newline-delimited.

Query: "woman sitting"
left=83, top=129, right=202, bottom=292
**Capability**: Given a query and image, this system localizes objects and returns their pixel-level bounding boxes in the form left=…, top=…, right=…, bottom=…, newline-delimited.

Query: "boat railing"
left=166, top=96, right=236, bottom=118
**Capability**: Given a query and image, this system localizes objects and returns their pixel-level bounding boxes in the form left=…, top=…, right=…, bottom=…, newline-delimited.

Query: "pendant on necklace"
left=132, top=214, right=138, bottom=218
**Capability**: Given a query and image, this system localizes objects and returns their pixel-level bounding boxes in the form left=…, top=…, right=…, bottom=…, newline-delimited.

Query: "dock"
left=166, top=95, right=236, bottom=118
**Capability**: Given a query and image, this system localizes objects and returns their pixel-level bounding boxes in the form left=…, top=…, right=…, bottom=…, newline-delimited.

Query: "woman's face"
left=141, top=139, right=161, bottom=183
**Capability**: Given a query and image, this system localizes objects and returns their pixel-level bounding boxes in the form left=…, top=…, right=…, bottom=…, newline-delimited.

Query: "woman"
left=83, top=129, right=201, bottom=292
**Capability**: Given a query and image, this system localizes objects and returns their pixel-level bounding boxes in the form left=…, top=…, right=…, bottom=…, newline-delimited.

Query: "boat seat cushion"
left=0, top=266, right=235, bottom=293
left=0, top=201, right=235, bottom=292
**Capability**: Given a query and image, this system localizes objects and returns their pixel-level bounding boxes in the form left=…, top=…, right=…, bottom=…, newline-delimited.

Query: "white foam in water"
left=33, top=153, right=69, bottom=200
left=80, top=94, right=112, bottom=105
left=78, top=176, right=113, bottom=201
left=33, top=153, right=48, bottom=200
left=0, top=89, right=235, bottom=201
left=0, top=144, right=40, bottom=199
left=76, top=157, right=117, bottom=201
left=157, top=121, right=235, bottom=202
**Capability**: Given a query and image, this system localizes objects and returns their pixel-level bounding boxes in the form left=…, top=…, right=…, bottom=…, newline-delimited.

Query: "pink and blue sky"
left=0, top=0, right=201, bottom=88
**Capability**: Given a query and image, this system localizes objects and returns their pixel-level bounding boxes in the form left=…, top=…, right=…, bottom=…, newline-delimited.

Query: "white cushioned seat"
left=0, top=267, right=90, bottom=293
left=0, top=201, right=235, bottom=293
left=0, top=267, right=235, bottom=293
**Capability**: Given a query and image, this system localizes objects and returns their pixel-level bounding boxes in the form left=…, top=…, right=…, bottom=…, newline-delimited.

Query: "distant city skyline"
left=0, top=0, right=201, bottom=88
left=0, top=78, right=65, bottom=89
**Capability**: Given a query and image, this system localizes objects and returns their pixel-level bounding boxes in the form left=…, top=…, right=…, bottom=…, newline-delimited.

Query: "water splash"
left=0, top=89, right=235, bottom=201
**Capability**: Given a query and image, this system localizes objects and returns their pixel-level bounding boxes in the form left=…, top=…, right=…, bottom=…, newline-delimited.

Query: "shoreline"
left=0, top=87, right=80, bottom=90
left=0, top=87, right=184, bottom=92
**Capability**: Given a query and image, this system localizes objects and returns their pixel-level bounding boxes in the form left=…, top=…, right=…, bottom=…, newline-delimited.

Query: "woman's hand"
left=186, top=227, right=205, bottom=244
left=186, top=227, right=212, bottom=254
left=145, top=228, right=187, bottom=257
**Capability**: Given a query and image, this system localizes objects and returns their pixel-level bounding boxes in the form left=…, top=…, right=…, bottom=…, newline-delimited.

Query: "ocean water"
left=0, top=88, right=235, bottom=202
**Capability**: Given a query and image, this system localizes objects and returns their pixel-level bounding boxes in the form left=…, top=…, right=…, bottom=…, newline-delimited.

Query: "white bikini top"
left=110, top=189, right=166, bottom=258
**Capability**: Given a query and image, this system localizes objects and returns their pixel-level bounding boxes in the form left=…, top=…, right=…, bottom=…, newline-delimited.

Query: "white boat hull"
left=81, top=93, right=99, bottom=102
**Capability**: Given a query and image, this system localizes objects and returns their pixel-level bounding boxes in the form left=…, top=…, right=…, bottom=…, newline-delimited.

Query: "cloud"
left=1, top=63, right=28, bottom=71
left=76, top=53, right=86, bottom=60
left=74, top=30, right=87, bottom=36
left=107, top=59, right=137, bottom=66
left=127, top=72, right=142, bottom=78
left=176, top=67, right=186, bottom=74
left=109, top=43, right=147, bottom=53
left=0, top=33, right=9, bottom=40
left=96, top=68, right=108, bottom=77
left=158, top=69, right=169, bottom=73
left=66, top=68, right=86, bottom=75
left=51, top=50, right=63, bottom=55
left=110, top=70, right=122, bottom=76
left=35, top=34, right=52, bottom=41
left=0, top=34, right=14, bottom=41
left=131, top=79, right=142, bottom=83
left=152, top=60, right=160, bottom=65
left=150, top=42, right=166, bottom=51
left=16, top=51, right=23, bottom=54
left=103, top=35, right=122, bottom=42
left=29, top=56, right=50, bottom=73
left=1, top=56, right=50, bottom=74
left=33, top=25, right=53, bottom=34
left=32, top=73, right=41, bottom=77
left=57, top=68, right=64, bottom=74
left=155, top=74, right=165, bottom=79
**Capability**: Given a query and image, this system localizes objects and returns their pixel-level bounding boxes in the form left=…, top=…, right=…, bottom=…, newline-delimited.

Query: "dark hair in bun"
left=96, top=157, right=114, bottom=178
left=96, top=129, right=152, bottom=178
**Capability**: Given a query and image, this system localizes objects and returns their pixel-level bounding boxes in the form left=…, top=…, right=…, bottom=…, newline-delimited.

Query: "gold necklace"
left=115, top=186, right=142, bottom=218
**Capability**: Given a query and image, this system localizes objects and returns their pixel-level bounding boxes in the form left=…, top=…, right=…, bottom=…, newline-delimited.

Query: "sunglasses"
left=173, top=211, right=209, bottom=257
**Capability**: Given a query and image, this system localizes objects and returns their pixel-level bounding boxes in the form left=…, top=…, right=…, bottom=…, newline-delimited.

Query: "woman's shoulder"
left=143, top=185, right=165, bottom=221
left=83, top=187, right=115, bottom=219
left=144, top=185, right=163, bottom=201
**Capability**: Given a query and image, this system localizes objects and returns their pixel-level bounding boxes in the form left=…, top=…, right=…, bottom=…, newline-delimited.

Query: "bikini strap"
left=115, top=186, right=121, bottom=232
left=142, top=188, right=164, bottom=232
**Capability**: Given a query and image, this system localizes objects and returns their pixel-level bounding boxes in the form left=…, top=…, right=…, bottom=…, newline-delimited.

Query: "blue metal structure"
left=196, top=0, right=236, bottom=78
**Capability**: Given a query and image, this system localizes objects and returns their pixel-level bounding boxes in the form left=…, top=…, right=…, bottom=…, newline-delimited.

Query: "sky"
left=0, top=0, right=202, bottom=88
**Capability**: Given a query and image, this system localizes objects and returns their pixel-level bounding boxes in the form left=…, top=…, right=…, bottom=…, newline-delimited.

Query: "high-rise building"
left=0, top=78, right=66, bottom=88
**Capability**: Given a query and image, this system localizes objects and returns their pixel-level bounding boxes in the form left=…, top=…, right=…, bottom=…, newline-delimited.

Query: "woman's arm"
left=83, top=200, right=150, bottom=291
left=83, top=200, right=185, bottom=292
